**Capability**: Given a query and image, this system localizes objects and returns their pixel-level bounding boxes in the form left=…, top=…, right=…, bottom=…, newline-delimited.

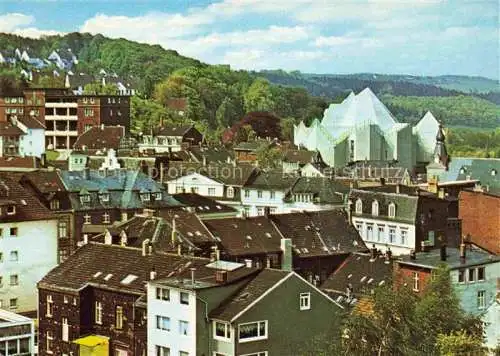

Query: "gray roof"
left=398, top=247, right=500, bottom=270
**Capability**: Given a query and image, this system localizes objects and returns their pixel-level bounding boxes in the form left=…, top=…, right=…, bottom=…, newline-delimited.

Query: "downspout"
left=196, top=295, right=211, bottom=356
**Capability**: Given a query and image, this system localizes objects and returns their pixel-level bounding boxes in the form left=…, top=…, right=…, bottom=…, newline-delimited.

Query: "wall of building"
left=167, top=173, right=225, bottom=197
left=459, top=191, right=499, bottom=253
left=0, top=219, right=58, bottom=312
left=234, top=274, right=343, bottom=356
left=19, top=128, right=45, bottom=157
left=147, top=284, right=197, bottom=356
left=241, top=188, right=286, bottom=217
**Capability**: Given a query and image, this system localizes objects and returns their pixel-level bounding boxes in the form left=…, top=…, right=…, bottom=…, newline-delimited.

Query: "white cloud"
left=12, top=27, right=64, bottom=39
left=0, top=13, right=34, bottom=32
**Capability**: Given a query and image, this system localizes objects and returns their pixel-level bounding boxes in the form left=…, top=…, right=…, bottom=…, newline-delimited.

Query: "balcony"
left=45, top=130, right=78, bottom=136
left=45, top=102, right=78, bottom=108
left=45, top=115, right=78, bottom=121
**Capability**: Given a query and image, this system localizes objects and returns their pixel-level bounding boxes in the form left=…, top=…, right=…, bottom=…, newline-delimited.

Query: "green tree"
left=256, top=144, right=282, bottom=169
left=83, top=82, right=118, bottom=95
left=436, top=331, right=486, bottom=356
left=244, top=78, right=275, bottom=113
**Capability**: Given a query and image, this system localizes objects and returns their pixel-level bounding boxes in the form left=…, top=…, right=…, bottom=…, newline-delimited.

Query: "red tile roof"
left=18, top=115, right=45, bottom=129
left=0, top=156, right=40, bottom=169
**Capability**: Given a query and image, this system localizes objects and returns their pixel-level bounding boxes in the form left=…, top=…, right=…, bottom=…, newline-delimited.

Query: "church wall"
left=369, top=125, right=384, bottom=161
left=354, top=125, right=371, bottom=161
left=396, top=125, right=416, bottom=169
left=334, top=138, right=348, bottom=168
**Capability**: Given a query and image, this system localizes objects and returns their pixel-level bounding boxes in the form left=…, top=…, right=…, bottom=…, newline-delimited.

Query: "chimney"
left=83, top=234, right=89, bottom=245
left=396, top=184, right=401, bottom=194
left=460, top=241, right=466, bottom=261
left=384, top=247, right=392, bottom=264
left=215, top=270, right=228, bottom=283
left=190, top=268, right=196, bottom=286
left=280, top=238, right=293, bottom=272
left=346, top=200, right=353, bottom=226
left=100, top=123, right=105, bottom=130
left=171, top=217, right=177, bottom=244
left=40, top=153, right=47, bottom=168
left=150, top=266, right=157, bottom=280
left=428, top=176, right=439, bottom=194
left=83, top=167, right=90, bottom=180
left=440, top=243, right=447, bottom=261
left=202, top=155, right=207, bottom=166
left=120, top=230, right=127, bottom=246
left=380, top=177, right=385, bottom=186
left=244, top=259, right=253, bottom=268
left=410, top=249, right=416, bottom=260
left=346, top=283, right=353, bottom=299
left=369, top=244, right=377, bottom=261
left=142, top=239, right=150, bottom=256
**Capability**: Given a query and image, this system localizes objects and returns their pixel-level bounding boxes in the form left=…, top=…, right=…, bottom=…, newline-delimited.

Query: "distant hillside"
left=0, top=32, right=498, bottom=132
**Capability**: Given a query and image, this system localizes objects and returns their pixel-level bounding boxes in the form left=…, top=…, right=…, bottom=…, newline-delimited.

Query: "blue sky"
left=0, top=0, right=498, bottom=79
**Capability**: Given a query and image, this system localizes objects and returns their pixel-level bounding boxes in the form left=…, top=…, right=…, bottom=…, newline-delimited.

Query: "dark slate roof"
left=210, top=269, right=291, bottom=321
left=0, top=157, right=40, bottom=169
left=0, top=173, right=55, bottom=222
left=58, top=169, right=181, bottom=211
left=244, top=169, right=298, bottom=190
left=38, top=243, right=215, bottom=294
left=282, top=149, right=315, bottom=164
left=18, top=115, right=45, bottom=129
left=166, top=162, right=256, bottom=186
left=203, top=216, right=283, bottom=256
left=189, top=146, right=235, bottom=164
left=153, top=125, right=193, bottom=137
left=172, top=193, right=237, bottom=214
left=74, top=125, right=125, bottom=151
left=349, top=188, right=419, bottom=224
left=321, top=252, right=393, bottom=296
left=289, top=177, right=351, bottom=204
left=270, top=210, right=367, bottom=257
left=398, top=247, right=500, bottom=270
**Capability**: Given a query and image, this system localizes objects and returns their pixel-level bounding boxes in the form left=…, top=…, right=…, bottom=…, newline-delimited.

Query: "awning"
left=72, top=335, right=109, bottom=347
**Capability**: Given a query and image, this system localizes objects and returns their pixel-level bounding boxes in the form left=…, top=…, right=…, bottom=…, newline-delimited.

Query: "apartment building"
left=0, top=309, right=35, bottom=356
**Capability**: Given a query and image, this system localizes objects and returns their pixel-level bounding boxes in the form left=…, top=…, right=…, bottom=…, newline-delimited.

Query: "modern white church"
left=294, top=88, right=440, bottom=170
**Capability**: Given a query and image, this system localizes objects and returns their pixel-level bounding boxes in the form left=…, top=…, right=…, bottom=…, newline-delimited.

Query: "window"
left=115, top=306, right=123, bottom=329
left=156, top=346, right=170, bottom=356
left=355, top=199, right=363, bottom=214
left=239, top=321, right=267, bottom=342
left=46, top=295, right=53, bottom=316
left=257, top=207, right=265, bottom=216
left=214, top=321, right=231, bottom=340
left=400, top=229, right=408, bottom=245
left=300, top=292, right=311, bottom=310
left=46, top=331, right=53, bottom=353
left=62, top=317, right=69, bottom=341
left=0, top=228, right=2, bottom=237
left=58, top=220, right=68, bottom=238
left=50, top=199, right=60, bottom=210
left=103, top=212, right=110, bottom=224
left=156, top=315, right=170, bottom=331
left=179, top=320, right=189, bottom=335
left=477, top=290, right=486, bottom=309
left=208, top=187, right=216, bottom=196
left=227, top=186, right=234, bottom=198
left=64, top=295, right=69, bottom=304
left=7, top=205, right=15, bottom=215
left=468, top=268, right=475, bottom=283
left=179, top=352, right=189, bottom=356
left=9, top=298, right=17, bottom=309
left=257, top=190, right=263, bottom=198
left=270, top=191, right=275, bottom=199
left=10, top=227, right=18, bottom=236
left=0, top=252, right=2, bottom=262
left=458, top=269, right=465, bottom=283
left=240, top=353, right=268, bottom=356
left=377, top=226, right=384, bottom=242
left=84, top=214, right=91, bottom=224
left=244, top=190, right=250, bottom=198
left=412, top=272, right=420, bottom=292
left=389, top=227, right=396, bottom=244
left=10, top=251, right=18, bottom=261
left=154, top=192, right=162, bottom=201
left=477, top=267, right=485, bottom=281
left=355, top=222, right=363, bottom=237
left=141, top=193, right=151, bottom=201
left=84, top=108, right=94, bottom=117
left=156, top=287, right=170, bottom=301
left=100, top=193, right=109, bottom=202
left=10, top=274, right=18, bottom=285
left=180, top=292, right=189, bottom=305
left=80, top=194, right=90, bottom=203
left=366, top=225, right=373, bottom=241
left=388, top=203, right=396, bottom=218
left=95, top=301, right=102, bottom=324
left=371, top=200, right=379, bottom=216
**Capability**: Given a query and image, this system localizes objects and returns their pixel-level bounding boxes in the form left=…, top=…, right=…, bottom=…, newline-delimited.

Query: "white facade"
left=240, top=188, right=287, bottom=217
left=44, top=100, right=78, bottom=150
left=352, top=216, right=416, bottom=255
left=0, top=309, right=35, bottom=356
left=139, top=135, right=183, bottom=153
left=0, top=220, right=58, bottom=312
left=300, top=163, right=327, bottom=177
left=147, top=283, right=197, bottom=356
left=167, top=173, right=225, bottom=197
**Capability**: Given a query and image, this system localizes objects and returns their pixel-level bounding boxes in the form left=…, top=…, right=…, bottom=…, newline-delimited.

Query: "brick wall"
left=459, top=190, right=500, bottom=254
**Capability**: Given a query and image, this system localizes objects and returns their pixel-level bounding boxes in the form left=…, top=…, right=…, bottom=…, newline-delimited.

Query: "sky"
left=0, top=0, right=498, bottom=79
